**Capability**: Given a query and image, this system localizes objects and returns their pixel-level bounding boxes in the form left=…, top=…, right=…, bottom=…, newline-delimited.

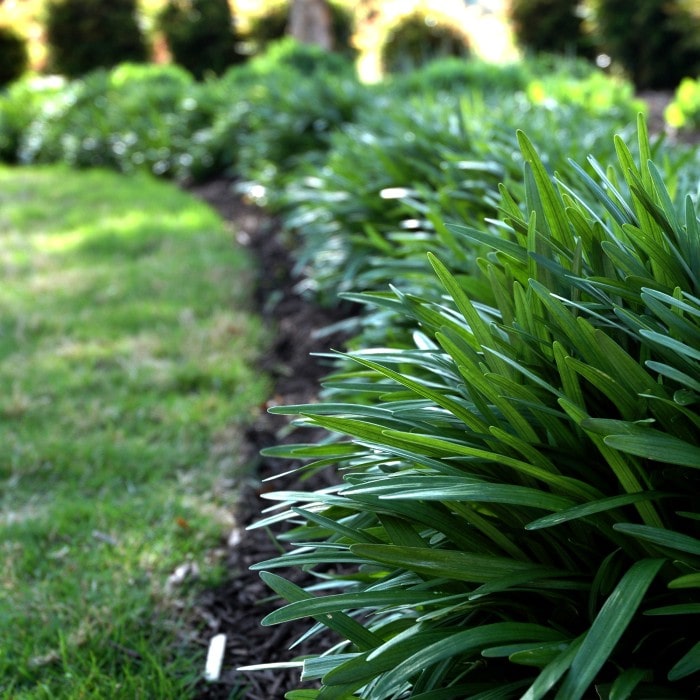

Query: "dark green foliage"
left=223, top=66, right=367, bottom=200
left=190, top=37, right=361, bottom=190
left=0, top=40, right=362, bottom=182
left=45, top=0, right=148, bottom=78
left=0, top=25, right=29, bottom=88
left=0, top=77, right=65, bottom=162
left=18, top=64, right=216, bottom=179
left=2, top=36, right=699, bottom=696
left=280, top=67, right=642, bottom=311
left=590, top=0, right=700, bottom=89
left=380, top=10, right=470, bottom=74
left=508, top=0, right=595, bottom=59
left=240, top=35, right=353, bottom=78
left=158, top=0, right=244, bottom=80
left=388, top=56, right=530, bottom=96
left=254, top=119, right=700, bottom=698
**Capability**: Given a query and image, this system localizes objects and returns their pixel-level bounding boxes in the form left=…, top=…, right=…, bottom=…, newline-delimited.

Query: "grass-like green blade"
left=508, top=642, right=573, bottom=669
left=378, top=428, right=591, bottom=497
left=323, top=629, right=445, bottom=686
left=568, top=156, right=634, bottom=227
left=645, top=603, right=700, bottom=616
left=428, top=252, right=513, bottom=379
left=301, top=654, right=359, bottom=681
left=261, top=589, right=446, bottom=626
left=668, top=641, right=700, bottom=681
left=334, top=354, right=492, bottom=434
left=260, top=442, right=361, bottom=458
left=609, top=667, right=649, bottom=700
left=639, top=329, right=700, bottom=362
left=517, top=130, right=574, bottom=250
left=445, top=222, right=528, bottom=262
left=521, top=636, right=583, bottom=700
left=613, top=523, right=700, bottom=555
left=380, top=483, right=572, bottom=510
left=372, top=622, right=563, bottom=698
left=409, top=684, right=528, bottom=700
left=251, top=552, right=365, bottom=570
left=525, top=492, right=668, bottom=530
left=554, top=558, right=664, bottom=700
left=350, top=544, right=541, bottom=583
left=291, top=507, right=382, bottom=545
left=604, top=432, right=700, bottom=469
left=468, top=569, right=573, bottom=600
left=349, top=477, right=575, bottom=511
left=259, top=572, right=381, bottom=651
left=668, top=573, right=700, bottom=589
left=645, top=361, right=700, bottom=393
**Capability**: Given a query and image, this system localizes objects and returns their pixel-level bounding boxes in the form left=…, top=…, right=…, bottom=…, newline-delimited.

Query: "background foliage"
left=508, top=0, right=595, bottom=59
left=45, top=0, right=149, bottom=78
left=379, top=7, right=471, bottom=74
left=157, top=0, right=244, bottom=79
left=588, top=0, right=700, bottom=89
left=243, top=0, right=356, bottom=58
left=0, top=24, right=29, bottom=88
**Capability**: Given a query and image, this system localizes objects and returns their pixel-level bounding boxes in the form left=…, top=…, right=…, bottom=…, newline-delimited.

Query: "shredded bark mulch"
left=184, top=180, right=354, bottom=699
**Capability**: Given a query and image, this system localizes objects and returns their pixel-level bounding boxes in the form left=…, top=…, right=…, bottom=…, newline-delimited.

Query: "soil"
left=182, top=99, right=698, bottom=699
left=184, top=180, right=354, bottom=700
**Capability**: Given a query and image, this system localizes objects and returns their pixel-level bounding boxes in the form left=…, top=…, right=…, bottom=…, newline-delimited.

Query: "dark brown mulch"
left=184, top=180, right=355, bottom=700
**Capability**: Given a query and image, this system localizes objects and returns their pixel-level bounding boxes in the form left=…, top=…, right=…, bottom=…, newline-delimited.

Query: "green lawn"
left=0, top=166, right=269, bottom=697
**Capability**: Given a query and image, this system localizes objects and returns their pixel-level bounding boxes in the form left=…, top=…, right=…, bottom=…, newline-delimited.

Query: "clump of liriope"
left=249, top=117, right=700, bottom=699
left=282, top=86, right=641, bottom=310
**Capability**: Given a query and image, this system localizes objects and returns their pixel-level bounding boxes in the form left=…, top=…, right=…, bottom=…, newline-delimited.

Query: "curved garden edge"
left=185, top=180, right=351, bottom=700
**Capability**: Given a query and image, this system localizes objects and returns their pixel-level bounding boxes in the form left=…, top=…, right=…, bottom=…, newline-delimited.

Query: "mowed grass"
left=0, top=166, right=269, bottom=697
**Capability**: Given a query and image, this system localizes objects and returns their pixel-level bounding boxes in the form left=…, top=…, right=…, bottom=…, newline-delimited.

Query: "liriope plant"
left=249, top=117, right=700, bottom=699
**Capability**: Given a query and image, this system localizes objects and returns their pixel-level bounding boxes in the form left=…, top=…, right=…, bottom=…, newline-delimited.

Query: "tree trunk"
left=288, top=0, right=334, bottom=51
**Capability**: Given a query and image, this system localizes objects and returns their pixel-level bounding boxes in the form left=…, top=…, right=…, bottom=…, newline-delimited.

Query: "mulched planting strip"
left=187, top=180, right=353, bottom=699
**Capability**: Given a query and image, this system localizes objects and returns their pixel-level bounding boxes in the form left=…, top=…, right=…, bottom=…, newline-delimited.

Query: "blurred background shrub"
left=157, top=0, right=244, bottom=79
left=239, top=35, right=354, bottom=77
left=0, top=24, right=29, bottom=88
left=16, top=63, right=218, bottom=179
left=0, top=75, right=65, bottom=162
left=588, top=0, right=700, bottom=89
left=508, top=0, right=595, bottom=59
left=665, top=76, right=700, bottom=132
left=380, top=7, right=471, bottom=74
left=45, top=0, right=149, bottom=78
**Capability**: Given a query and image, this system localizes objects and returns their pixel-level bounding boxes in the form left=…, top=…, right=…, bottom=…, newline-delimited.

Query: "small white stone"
left=204, top=633, right=227, bottom=682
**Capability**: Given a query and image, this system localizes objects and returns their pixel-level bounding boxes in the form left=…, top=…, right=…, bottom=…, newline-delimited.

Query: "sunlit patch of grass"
left=0, top=165, right=269, bottom=697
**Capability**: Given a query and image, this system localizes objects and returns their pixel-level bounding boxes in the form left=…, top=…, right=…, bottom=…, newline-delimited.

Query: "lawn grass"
left=0, top=165, right=269, bottom=697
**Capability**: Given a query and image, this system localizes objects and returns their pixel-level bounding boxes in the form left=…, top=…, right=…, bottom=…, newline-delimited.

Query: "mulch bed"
left=185, top=180, right=353, bottom=699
